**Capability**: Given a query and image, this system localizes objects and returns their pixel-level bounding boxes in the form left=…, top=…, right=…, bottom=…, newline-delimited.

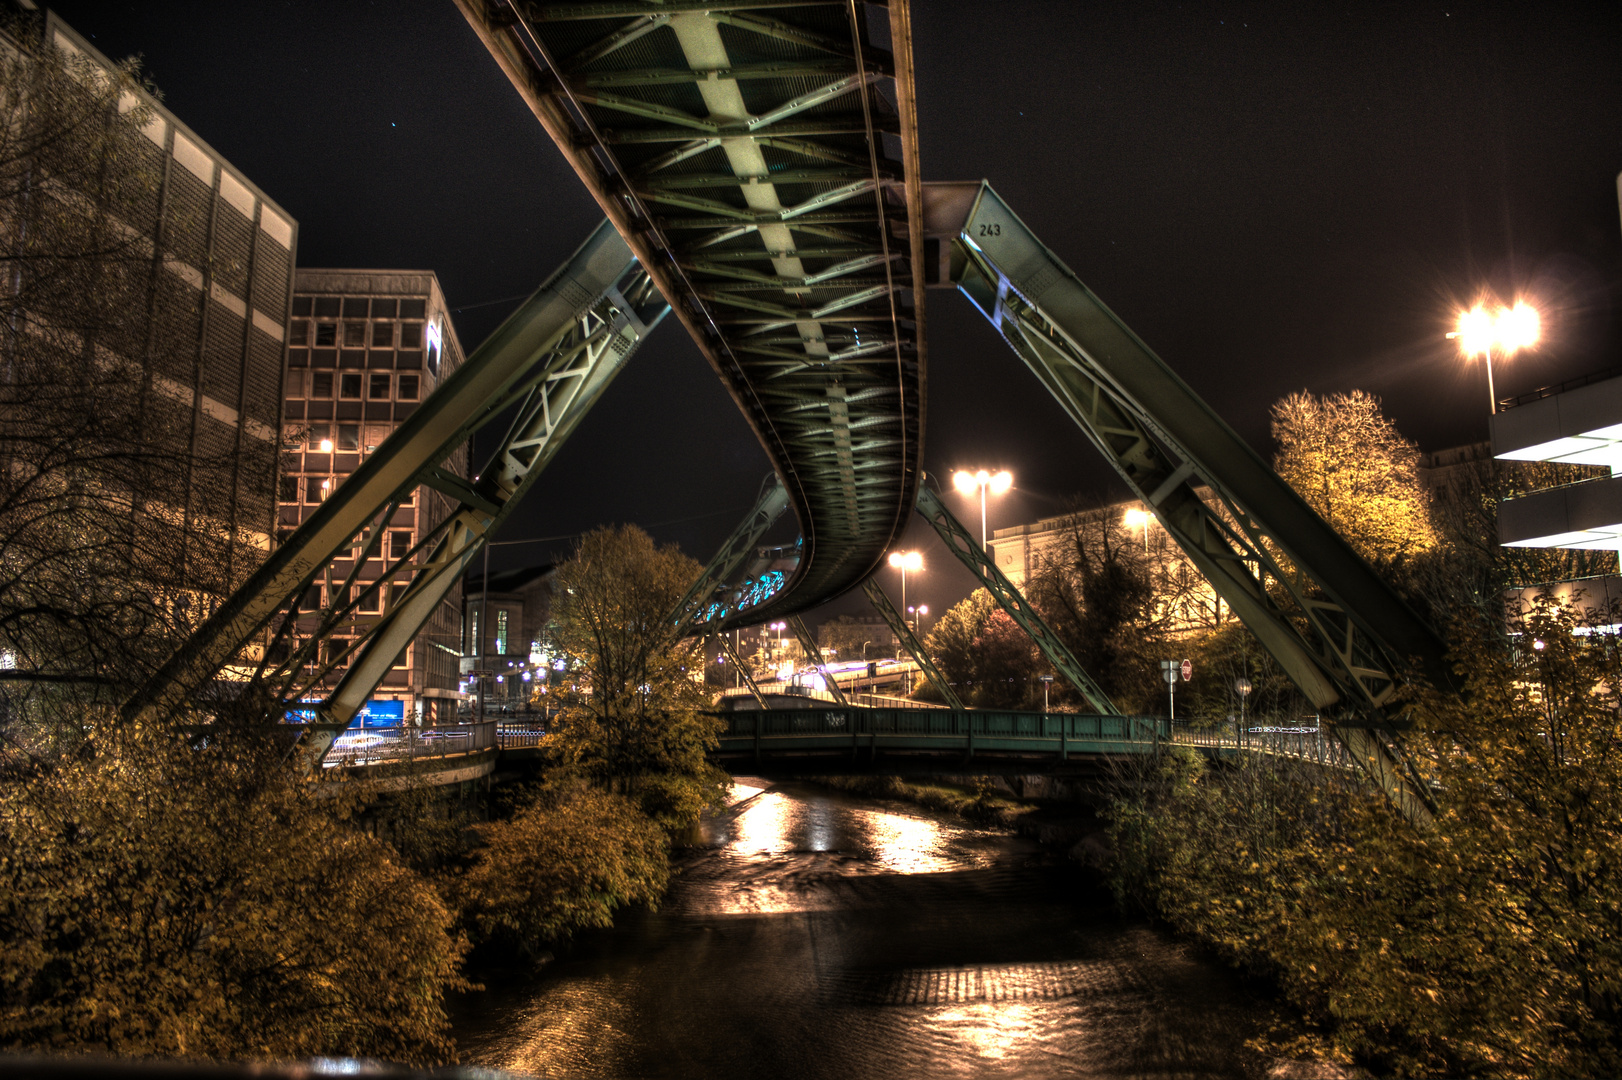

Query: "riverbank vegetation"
left=809, top=774, right=1036, bottom=828
left=1104, top=595, right=1622, bottom=1077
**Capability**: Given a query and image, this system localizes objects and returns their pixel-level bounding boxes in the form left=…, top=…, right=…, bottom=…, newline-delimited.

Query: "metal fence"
left=324, top=721, right=496, bottom=768
left=496, top=722, right=548, bottom=750
left=1172, top=720, right=1354, bottom=769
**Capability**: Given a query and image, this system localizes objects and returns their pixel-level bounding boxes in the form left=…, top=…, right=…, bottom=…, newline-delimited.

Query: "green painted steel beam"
left=929, top=180, right=1436, bottom=822
left=913, top=482, right=1120, bottom=716
left=787, top=615, right=849, bottom=707
left=124, top=221, right=666, bottom=733
left=667, top=478, right=790, bottom=636
left=860, top=578, right=966, bottom=710
left=716, top=631, right=770, bottom=709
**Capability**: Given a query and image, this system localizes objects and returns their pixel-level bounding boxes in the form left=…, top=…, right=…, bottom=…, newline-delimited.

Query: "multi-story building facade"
left=461, top=564, right=556, bottom=712
left=279, top=270, right=466, bottom=723
left=0, top=15, right=296, bottom=687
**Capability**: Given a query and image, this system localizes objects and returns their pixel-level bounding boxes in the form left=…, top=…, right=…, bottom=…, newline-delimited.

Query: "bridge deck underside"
left=463, top=1, right=926, bottom=622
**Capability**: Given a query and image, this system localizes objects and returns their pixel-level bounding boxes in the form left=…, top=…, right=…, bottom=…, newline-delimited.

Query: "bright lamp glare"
left=1124, top=507, right=1151, bottom=527
left=889, top=550, right=922, bottom=572
left=888, top=551, right=905, bottom=568
left=990, top=470, right=1013, bottom=495
left=1456, top=301, right=1541, bottom=358
left=1499, top=302, right=1540, bottom=352
left=952, top=470, right=977, bottom=495
left=318, top=439, right=334, bottom=453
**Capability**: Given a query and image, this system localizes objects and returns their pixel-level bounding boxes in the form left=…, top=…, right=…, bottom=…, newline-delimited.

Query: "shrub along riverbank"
left=1102, top=606, right=1622, bottom=1078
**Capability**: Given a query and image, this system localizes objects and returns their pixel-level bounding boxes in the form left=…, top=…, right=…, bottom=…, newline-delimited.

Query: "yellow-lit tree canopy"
left=1270, top=390, right=1437, bottom=565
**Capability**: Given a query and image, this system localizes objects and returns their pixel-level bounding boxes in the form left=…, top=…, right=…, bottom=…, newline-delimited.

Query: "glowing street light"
left=952, top=468, right=1014, bottom=550
left=888, top=550, right=922, bottom=618
left=1449, top=299, right=1541, bottom=414
left=1124, top=506, right=1153, bottom=552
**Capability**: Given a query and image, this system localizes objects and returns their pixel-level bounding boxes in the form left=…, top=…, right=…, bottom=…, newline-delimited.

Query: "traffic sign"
left=1180, top=658, right=1192, bottom=682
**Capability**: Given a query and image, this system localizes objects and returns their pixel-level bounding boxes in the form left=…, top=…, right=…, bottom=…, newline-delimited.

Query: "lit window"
left=368, top=373, right=391, bottom=399
left=496, top=610, right=508, bottom=655
left=339, top=373, right=361, bottom=399
left=397, top=374, right=419, bottom=400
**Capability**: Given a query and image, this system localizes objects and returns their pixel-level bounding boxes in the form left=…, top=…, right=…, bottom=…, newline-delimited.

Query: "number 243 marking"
left=977, top=222, right=1002, bottom=237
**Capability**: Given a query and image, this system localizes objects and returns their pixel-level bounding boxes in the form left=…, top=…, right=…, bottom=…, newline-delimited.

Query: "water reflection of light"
left=864, top=809, right=957, bottom=875
left=929, top=1002, right=1041, bottom=1060
left=730, top=790, right=794, bottom=854
left=726, top=780, right=766, bottom=807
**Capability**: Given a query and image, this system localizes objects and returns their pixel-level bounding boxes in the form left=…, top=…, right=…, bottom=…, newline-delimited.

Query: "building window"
left=399, top=323, right=422, bottom=349
left=388, top=582, right=408, bottom=610
left=397, top=374, right=419, bottom=400
left=315, top=323, right=337, bottom=346
left=343, top=321, right=366, bottom=347
left=307, top=424, right=329, bottom=447
left=313, top=297, right=341, bottom=318
left=311, top=371, right=333, bottom=397
left=358, top=586, right=382, bottom=614
left=299, top=584, right=322, bottom=611
left=278, top=475, right=298, bottom=503
left=496, top=609, right=508, bottom=655
left=371, top=322, right=393, bottom=347
left=342, top=297, right=369, bottom=318
left=368, top=373, right=391, bottom=399
left=339, top=372, right=362, bottom=399
left=400, top=298, right=425, bottom=319
left=468, top=611, right=478, bottom=655
left=289, top=321, right=309, bottom=346
left=389, top=531, right=412, bottom=560
left=338, top=424, right=360, bottom=451
left=305, top=476, right=328, bottom=503
left=284, top=370, right=303, bottom=396
left=373, top=298, right=398, bottom=317
left=391, top=645, right=410, bottom=670
left=292, top=295, right=313, bottom=317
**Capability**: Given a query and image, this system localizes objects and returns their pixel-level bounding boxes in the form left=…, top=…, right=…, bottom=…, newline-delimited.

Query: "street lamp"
left=1124, top=506, right=1152, bottom=552
left=1450, top=299, right=1540, bottom=414
left=953, top=469, right=1014, bottom=550
left=888, top=550, right=922, bottom=616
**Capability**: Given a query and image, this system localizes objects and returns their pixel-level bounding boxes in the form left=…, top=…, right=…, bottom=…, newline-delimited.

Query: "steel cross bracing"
left=913, top=482, right=1120, bottom=716
left=123, top=223, right=669, bottom=746
left=666, top=475, right=789, bottom=636
left=787, top=615, right=849, bottom=706
left=929, top=181, right=1442, bottom=821
left=458, top=0, right=928, bottom=626
left=860, top=578, right=964, bottom=710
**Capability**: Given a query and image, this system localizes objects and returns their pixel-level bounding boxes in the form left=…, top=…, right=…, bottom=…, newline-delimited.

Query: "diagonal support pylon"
left=914, top=482, right=1119, bottom=715
left=717, top=632, right=769, bottom=710
left=667, top=476, right=790, bottom=637
left=124, top=221, right=669, bottom=744
left=787, top=615, right=849, bottom=707
left=861, top=579, right=965, bottom=709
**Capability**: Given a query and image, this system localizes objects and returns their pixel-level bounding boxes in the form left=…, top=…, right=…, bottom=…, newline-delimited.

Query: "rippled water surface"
left=452, top=780, right=1292, bottom=1079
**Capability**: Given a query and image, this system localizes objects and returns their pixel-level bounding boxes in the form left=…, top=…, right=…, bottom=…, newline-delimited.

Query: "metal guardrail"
left=1172, top=721, right=1354, bottom=769
left=495, top=723, right=547, bottom=750
left=716, top=708, right=1167, bottom=761
left=323, top=721, right=495, bottom=768
left=1497, top=364, right=1622, bottom=410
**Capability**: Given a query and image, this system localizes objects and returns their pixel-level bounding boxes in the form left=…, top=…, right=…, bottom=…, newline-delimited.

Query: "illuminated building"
left=278, top=270, right=467, bottom=722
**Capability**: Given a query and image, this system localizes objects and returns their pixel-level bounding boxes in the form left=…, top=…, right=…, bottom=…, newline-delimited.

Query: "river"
left=451, top=778, right=1317, bottom=1079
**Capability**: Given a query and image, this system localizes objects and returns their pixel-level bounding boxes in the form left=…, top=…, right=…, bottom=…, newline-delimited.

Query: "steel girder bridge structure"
left=124, top=1, right=1447, bottom=819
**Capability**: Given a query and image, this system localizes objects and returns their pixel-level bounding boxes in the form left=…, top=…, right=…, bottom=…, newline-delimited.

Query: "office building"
left=279, top=270, right=467, bottom=723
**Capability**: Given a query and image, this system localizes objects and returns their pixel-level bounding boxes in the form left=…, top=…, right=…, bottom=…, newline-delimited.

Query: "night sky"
left=47, top=1, right=1622, bottom=624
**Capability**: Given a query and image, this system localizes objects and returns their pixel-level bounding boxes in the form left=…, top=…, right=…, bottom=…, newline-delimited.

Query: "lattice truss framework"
left=457, top=0, right=928, bottom=625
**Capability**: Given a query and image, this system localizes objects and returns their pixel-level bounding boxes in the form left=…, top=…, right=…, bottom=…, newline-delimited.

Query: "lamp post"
left=1039, top=673, right=1054, bottom=713
left=887, top=550, right=922, bottom=616
left=952, top=469, right=1014, bottom=551
left=1124, top=506, right=1152, bottom=553
left=1450, top=300, right=1540, bottom=414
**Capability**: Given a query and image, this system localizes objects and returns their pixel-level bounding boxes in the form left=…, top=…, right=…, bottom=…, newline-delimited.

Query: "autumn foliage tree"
left=1270, top=390, right=1436, bottom=567
left=542, top=524, right=728, bottom=831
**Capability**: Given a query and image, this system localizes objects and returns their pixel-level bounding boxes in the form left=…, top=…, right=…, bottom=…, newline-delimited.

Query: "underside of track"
left=456, top=0, right=928, bottom=625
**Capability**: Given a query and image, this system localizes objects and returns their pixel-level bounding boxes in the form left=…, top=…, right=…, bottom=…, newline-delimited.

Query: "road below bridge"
left=449, top=778, right=1344, bottom=1078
